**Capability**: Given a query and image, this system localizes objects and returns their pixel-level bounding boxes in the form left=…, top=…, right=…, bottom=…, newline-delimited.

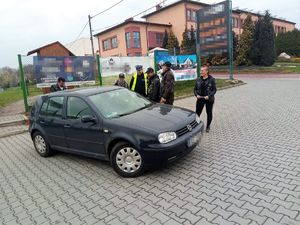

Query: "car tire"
left=110, top=142, right=144, bottom=177
left=33, top=131, right=52, bottom=157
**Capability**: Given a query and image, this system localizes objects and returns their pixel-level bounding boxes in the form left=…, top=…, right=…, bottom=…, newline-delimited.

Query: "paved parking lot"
left=1, top=78, right=300, bottom=225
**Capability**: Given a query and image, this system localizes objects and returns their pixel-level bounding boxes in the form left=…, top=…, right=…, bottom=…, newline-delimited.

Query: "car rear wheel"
left=33, top=131, right=52, bottom=157
left=110, top=142, right=144, bottom=177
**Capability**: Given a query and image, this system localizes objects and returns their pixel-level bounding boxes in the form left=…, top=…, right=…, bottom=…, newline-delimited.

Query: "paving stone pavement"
left=1, top=78, right=300, bottom=225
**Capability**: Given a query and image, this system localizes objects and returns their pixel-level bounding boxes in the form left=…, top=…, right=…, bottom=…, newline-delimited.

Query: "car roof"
left=46, top=86, right=122, bottom=97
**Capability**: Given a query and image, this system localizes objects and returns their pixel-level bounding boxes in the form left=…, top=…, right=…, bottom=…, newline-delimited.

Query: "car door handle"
left=64, top=124, right=71, bottom=128
left=40, top=120, right=45, bottom=124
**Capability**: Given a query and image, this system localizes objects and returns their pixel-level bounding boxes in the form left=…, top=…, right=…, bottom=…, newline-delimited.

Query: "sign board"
left=155, top=54, right=197, bottom=81
left=196, top=0, right=230, bottom=56
left=100, top=56, right=153, bottom=77
left=33, top=56, right=95, bottom=87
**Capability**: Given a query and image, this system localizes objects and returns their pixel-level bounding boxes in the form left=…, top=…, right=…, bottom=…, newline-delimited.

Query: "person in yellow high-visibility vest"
left=130, top=65, right=148, bottom=97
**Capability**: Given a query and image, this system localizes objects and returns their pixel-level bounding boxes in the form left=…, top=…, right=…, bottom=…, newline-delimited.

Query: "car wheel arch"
left=107, top=138, right=137, bottom=158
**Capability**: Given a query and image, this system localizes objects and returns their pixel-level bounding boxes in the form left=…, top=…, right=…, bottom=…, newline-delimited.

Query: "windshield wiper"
left=117, top=104, right=152, bottom=117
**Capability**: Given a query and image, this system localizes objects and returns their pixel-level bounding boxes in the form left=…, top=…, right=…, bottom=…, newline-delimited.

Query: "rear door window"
left=67, top=97, right=93, bottom=120
left=40, top=97, right=64, bottom=117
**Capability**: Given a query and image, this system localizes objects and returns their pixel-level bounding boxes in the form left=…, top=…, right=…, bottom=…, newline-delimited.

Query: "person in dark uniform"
left=194, top=66, right=217, bottom=133
left=160, top=61, right=175, bottom=105
left=130, top=65, right=148, bottom=97
left=146, top=67, right=160, bottom=102
left=114, top=73, right=129, bottom=88
left=50, top=77, right=66, bottom=92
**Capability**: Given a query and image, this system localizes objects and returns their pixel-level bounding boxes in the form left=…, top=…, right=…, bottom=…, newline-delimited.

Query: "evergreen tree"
left=180, top=28, right=190, bottom=54
left=166, top=31, right=180, bottom=55
left=258, top=11, right=276, bottom=66
left=250, top=18, right=263, bottom=65
left=275, top=29, right=300, bottom=56
left=180, top=26, right=196, bottom=55
left=232, top=31, right=238, bottom=60
left=235, top=15, right=254, bottom=66
left=190, top=25, right=196, bottom=54
left=162, top=30, right=169, bottom=49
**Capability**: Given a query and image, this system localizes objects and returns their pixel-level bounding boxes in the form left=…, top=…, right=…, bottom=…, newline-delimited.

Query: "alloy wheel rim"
left=35, top=135, right=46, bottom=154
left=116, top=147, right=142, bottom=173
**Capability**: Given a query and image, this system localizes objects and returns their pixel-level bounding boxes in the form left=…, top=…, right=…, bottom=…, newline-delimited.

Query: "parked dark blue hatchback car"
left=29, top=87, right=204, bottom=177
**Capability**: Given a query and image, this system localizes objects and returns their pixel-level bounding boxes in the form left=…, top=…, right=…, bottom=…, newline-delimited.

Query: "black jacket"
left=160, top=69, right=175, bottom=105
left=148, top=74, right=160, bottom=102
left=194, top=75, right=217, bottom=102
left=50, top=83, right=66, bottom=92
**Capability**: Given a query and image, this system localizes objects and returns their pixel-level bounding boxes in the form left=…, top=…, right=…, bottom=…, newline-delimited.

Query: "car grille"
left=176, top=120, right=198, bottom=137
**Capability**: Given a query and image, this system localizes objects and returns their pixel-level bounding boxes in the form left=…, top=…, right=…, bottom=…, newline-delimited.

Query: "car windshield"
left=88, top=88, right=153, bottom=119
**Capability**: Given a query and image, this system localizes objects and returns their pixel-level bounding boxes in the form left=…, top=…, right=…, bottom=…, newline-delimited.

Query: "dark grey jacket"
left=160, top=69, right=175, bottom=105
left=148, top=75, right=160, bottom=102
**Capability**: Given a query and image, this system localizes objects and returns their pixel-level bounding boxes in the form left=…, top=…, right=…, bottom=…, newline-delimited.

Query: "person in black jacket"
left=160, top=61, right=175, bottom=105
left=50, top=77, right=66, bottom=92
left=194, top=66, right=217, bottom=132
left=146, top=67, right=160, bottom=102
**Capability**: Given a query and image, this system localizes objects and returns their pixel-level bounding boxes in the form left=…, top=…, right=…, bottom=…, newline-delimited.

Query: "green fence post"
left=196, top=13, right=201, bottom=78
left=96, top=55, right=102, bottom=86
left=154, top=51, right=158, bottom=74
left=18, top=54, right=29, bottom=112
left=26, top=80, right=29, bottom=96
left=228, top=0, right=234, bottom=80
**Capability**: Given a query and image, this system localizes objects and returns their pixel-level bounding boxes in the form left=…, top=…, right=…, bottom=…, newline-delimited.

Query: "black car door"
left=64, top=96, right=105, bottom=156
left=38, top=96, right=67, bottom=148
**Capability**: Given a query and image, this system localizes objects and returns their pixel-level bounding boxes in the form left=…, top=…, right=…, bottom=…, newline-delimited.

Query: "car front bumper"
left=141, top=121, right=204, bottom=168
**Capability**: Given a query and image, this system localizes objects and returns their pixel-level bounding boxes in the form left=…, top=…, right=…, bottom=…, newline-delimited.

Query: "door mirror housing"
left=81, top=115, right=96, bottom=123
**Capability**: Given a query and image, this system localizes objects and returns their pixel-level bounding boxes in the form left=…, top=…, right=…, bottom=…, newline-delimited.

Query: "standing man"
left=114, top=73, right=129, bottom=88
left=50, top=77, right=66, bottom=92
left=130, top=65, right=148, bottom=97
left=194, top=66, right=217, bottom=133
left=146, top=67, right=160, bottom=103
left=160, top=61, right=175, bottom=105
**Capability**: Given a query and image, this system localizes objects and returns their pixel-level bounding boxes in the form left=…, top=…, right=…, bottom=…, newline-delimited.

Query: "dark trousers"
left=196, top=99, right=214, bottom=128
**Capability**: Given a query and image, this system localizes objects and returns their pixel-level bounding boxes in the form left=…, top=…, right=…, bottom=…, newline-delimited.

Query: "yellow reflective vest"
left=131, top=73, right=148, bottom=95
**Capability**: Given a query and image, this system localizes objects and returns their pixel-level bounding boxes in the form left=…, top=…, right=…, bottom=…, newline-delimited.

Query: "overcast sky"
left=0, top=0, right=299, bottom=68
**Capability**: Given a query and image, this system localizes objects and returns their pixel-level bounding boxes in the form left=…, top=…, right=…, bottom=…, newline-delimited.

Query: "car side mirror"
left=81, top=115, right=96, bottom=123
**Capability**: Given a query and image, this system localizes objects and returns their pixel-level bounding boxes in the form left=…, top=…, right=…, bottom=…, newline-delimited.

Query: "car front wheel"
left=33, top=131, right=52, bottom=157
left=110, top=142, right=144, bottom=177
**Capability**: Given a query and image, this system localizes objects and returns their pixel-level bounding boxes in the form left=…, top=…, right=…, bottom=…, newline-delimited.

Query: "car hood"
left=112, top=104, right=196, bottom=133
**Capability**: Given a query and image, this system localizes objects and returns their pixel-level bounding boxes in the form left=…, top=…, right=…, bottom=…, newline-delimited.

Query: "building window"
left=187, top=9, right=196, bottom=21
left=191, top=11, right=196, bottom=21
left=125, top=32, right=131, bottom=48
left=232, top=18, right=238, bottom=28
left=111, top=37, right=118, bottom=48
left=103, top=39, right=110, bottom=51
left=133, top=32, right=141, bottom=48
left=135, top=52, right=142, bottom=56
left=156, top=33, right=164, bottom=45
left=187, top=9, right=191, bottom=20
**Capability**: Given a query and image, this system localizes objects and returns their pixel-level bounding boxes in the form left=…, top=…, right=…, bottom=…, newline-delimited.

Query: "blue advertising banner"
left=33, top=56, right=95, bottom=87
left=155, top=54, right=197, bottom=81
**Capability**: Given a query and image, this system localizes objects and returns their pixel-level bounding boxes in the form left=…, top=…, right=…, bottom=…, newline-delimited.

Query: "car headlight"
left=158, top=132, right=177, bottom=144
